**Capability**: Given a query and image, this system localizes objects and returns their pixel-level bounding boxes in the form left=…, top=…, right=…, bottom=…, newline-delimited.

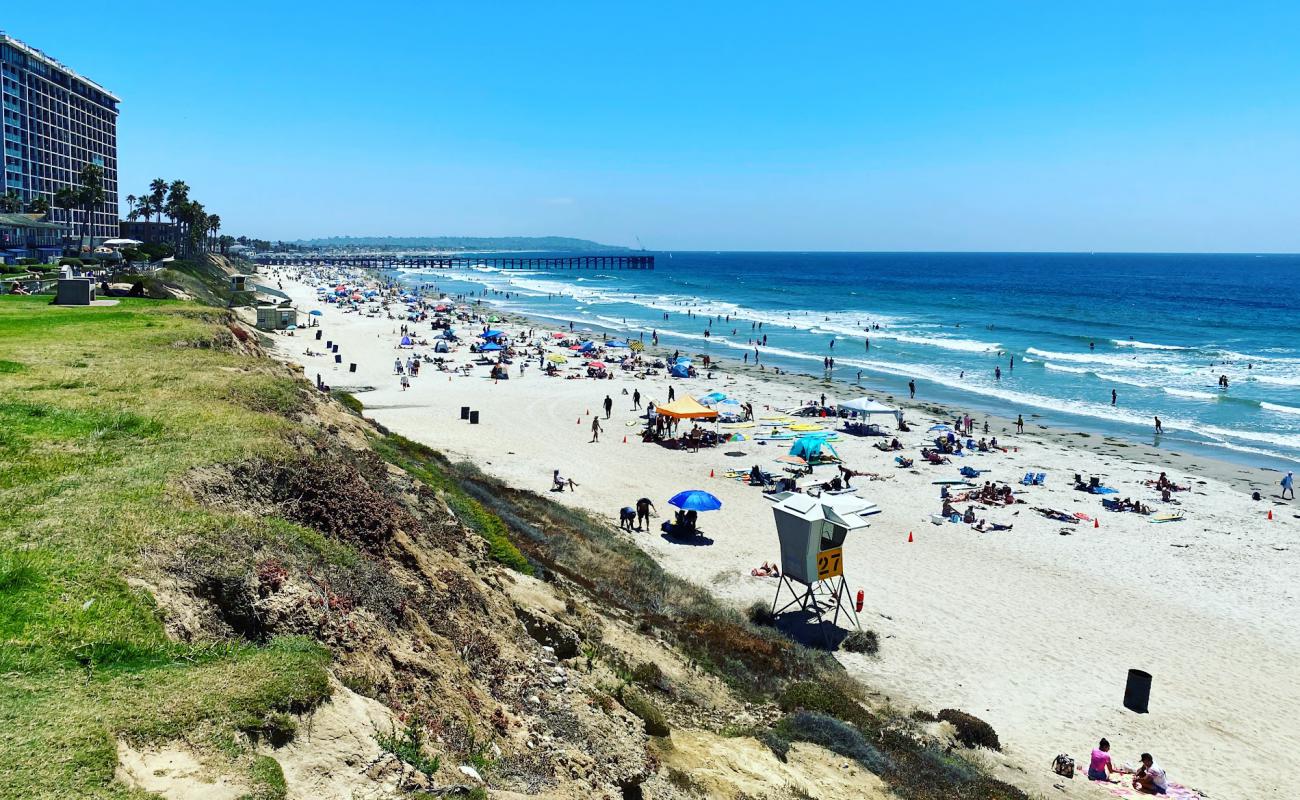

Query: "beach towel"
left=1092, top=778, right=1201, bottom=799
left=1090, top=486, right=1119, bottom=494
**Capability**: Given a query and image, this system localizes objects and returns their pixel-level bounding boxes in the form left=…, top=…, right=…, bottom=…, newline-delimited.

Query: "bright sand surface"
left=269, top=271, right=1298, bottom=799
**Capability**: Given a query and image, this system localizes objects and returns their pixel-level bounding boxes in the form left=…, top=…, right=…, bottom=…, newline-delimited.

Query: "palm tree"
left=0, top=190, right=22, bottom=213
left=53, top=186, right=78, bottom=238
left=207, top=214, right=221, bottom=252
left=125, top=194, right=138, bottom=221
left=27, top=197, right=49, bottom=216
left=76, top=164, right=106, bottom=242
left=149, top=178, right=168, bottom=225
left=165, top=181, right=190, bottom=250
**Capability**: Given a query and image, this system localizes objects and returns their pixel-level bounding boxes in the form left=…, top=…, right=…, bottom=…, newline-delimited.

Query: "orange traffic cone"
left=1094, top=518, right=1100, bottom=528
left=577, top=418, right=581, bottom=425
left=622, top=436, right=627, bottom=443
left=709, top=469, right=715, bottom=478
left=907, top=531, right=913, bottom=543
left=1268, top=509, right=1273, bottom=520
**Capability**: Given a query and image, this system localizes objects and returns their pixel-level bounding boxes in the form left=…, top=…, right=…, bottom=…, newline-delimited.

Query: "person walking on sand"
left=1016, top=414, right=1024, bottom=434
left=1154, top=416, right=1163, bottom=435
left=635, top=497, right=656, bottom=530
left=633, top=388, right=641, bottom=410
left=603, top=394, right=613, bottom=419
left=908, top=379, right=916, bottom=399
left=668, top=385, right=676, bottom=402
left=590, top=416, right=603, bottom=443
left=1282, top=470, right=1295, bottom=500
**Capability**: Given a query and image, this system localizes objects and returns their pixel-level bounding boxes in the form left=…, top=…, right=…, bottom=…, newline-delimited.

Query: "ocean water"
left=394, top=252, right=1300, bottom=469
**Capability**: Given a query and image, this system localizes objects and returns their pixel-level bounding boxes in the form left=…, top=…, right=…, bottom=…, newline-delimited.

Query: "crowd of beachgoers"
left=264, top=264, right=1299, bottom=800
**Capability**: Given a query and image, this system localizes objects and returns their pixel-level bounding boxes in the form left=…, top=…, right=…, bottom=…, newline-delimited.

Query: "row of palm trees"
left=125, top=177, right=229, bottom=256
left=0, top=190, right=48, bottom=215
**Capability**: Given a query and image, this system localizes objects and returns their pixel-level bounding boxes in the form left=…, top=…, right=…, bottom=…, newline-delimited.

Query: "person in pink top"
left=1088, top=738, right=1118, bottom=782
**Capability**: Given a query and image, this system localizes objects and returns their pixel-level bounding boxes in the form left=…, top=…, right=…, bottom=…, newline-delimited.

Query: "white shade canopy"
left=839, top=397, right=899, bottom=416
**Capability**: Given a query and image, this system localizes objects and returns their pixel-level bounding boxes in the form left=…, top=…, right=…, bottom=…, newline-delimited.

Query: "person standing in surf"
left=909, top=379, right=916, bottom=399
left=1112, top=389, right=1118, bottom=405
left=1154, top=416, right=1163, bottom=435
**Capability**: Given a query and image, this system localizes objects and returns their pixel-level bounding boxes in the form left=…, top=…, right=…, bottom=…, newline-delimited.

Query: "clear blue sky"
left=6, top=2, right=1300, bottom=250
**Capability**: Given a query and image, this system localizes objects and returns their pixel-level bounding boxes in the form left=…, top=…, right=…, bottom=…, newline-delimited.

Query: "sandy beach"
left=266, top=268, right=1299, bottom=799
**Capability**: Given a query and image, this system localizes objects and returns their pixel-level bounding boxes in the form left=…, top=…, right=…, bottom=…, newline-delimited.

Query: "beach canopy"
left=789, top=435, right=839, bottom=461
left=308, top=309, right=323, bottom=316
left=479, top=342, right=503, bottom=352
left=675, top=356, right=692, bottom=364
left=546, top=353, right=567, bottom=363
left=699, top=391, right=728, bottom=405
left=606, top=339, right=630, bottom=348
left=400, top=336, right=413, bottom=346
left=629, top=340, right=645, bottom=352
left=668, top=490, right=722, bottom=511
left=840, top=397, right=898, bottom=416
left=655, top=396, right=718, bottom=420
left=480, top=330, right=505, bottom=339
left=577, top=340, right=596, bottom=351
left=586, top=360, right=607, bottom=368
left=668, top=364, right=690, bottom=378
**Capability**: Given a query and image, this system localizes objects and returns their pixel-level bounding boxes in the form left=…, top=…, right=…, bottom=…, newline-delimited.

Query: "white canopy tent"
left=839, top=396, right=903, bottom=429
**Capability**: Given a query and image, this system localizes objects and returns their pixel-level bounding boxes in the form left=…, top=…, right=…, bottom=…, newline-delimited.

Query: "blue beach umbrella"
left=480, top=330, right=505, bottom=338
left=308, top=309, right=323, bottom=316
left=479, top=342, right=503, bottom=352
left=606, top=339, right=630, bottom=348
left=668, top=490, right=723, bottom=511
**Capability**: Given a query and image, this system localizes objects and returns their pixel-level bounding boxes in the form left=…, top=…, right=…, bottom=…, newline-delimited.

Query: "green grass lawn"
left=0, top=296, right=335, bottom=799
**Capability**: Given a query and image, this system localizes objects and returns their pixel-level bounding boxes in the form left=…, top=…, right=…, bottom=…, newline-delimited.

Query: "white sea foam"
left=1025, top=347, right=1150, bottom=369
left=1261, top=402, right=1300, bottom=416
left=1248, top=374, right=1300, bottom=387
left=1043, top=363, right=1090, bottom=374
left=1163, top=387, right=1219, bottom=401
left=1111, top=339, right=1188, bottom=350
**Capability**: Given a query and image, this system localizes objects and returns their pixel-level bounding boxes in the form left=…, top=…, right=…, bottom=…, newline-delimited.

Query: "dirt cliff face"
left=124, top=384, right=870, bottom=800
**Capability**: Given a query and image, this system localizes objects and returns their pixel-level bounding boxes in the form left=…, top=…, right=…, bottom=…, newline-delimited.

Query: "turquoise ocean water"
left=394, top=252, right=1300, bottom=469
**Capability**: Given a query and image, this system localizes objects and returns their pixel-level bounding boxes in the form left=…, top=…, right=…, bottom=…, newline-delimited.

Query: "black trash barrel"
left=460, top=406, right=470, bottom=420
left=332, top=344, right=339, bottom=353
left=315, top=330, right=322, bottom=340
left=334, top=354, right=342, bottom=364
left=1124, top=669, right=1151, bottom=713
left=326, top=340, right=332, bottom=348
left=469, top=410, right=480, bottom=425
left=349, top=363, right=357, bottom=373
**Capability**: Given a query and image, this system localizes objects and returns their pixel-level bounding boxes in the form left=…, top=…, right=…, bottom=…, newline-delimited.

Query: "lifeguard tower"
left=769, top=492, right=878, bottom=642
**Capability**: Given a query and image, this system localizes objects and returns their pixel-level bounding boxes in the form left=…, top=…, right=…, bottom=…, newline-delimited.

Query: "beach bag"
left=1052, top=754, right=1075, bottom=778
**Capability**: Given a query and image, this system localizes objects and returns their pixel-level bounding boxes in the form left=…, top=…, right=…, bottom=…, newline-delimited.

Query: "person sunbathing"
left=973, top=519, right=1013, bottom=531
left=750, top=561, right=781, bottom=577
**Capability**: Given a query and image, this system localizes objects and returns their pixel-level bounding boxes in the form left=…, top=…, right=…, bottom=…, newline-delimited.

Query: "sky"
left=6, top=2, right=1300, bottom=251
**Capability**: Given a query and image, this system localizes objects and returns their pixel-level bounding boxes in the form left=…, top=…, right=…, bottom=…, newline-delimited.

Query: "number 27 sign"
left=817, top=547, right=844, bottom=581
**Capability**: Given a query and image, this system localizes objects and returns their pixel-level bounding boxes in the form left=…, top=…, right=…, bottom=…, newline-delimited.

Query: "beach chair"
left=1035, top=472, right=1047, bottom=485
left=960, top=466, right=983, bottom=479
left=1020, top=472, right=1034, bottom=485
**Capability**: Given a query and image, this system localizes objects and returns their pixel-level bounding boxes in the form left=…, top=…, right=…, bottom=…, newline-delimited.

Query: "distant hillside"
left=293, top=236, right=630, bottom=252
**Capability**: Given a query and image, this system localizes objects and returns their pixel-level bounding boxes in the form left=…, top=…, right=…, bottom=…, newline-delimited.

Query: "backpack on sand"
left=1052, top=754, right=1075, bottom=778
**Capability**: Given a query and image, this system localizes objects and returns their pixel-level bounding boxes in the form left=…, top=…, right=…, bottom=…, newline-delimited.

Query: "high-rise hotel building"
left=1, top=33, right=119, bottom=240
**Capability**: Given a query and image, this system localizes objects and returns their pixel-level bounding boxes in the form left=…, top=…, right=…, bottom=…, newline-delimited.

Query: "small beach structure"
left=839, top=396, right=903, bottom=433
left=654, top=395, right=719, bottom=421
left=769, top=492, right=878, bottom=641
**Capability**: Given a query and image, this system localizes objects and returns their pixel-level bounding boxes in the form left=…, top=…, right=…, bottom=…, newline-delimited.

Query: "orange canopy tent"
left=655, top=395, right=719, bottom=420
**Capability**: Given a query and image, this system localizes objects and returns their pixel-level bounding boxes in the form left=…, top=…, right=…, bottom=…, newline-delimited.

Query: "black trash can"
left=349, top=363, right=357, bottom=373
left=1123, top=669, right=1151, bottom=713
left=460, top=406, right=470, bottom=420
left=326, top=340, right=332, bottom=348
left=315, top=330, right=322, bottom=340
left=334, top=354, right=342, bottom=364
left=469, top=410, right=480, bottom=425
left=332, top=344, right=339, bottom=353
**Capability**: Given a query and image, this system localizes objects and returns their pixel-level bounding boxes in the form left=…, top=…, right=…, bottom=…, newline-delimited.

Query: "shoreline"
left=265, top=267, right=1300, bottom=800
left=443, top=285, right=1289, bottom=501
